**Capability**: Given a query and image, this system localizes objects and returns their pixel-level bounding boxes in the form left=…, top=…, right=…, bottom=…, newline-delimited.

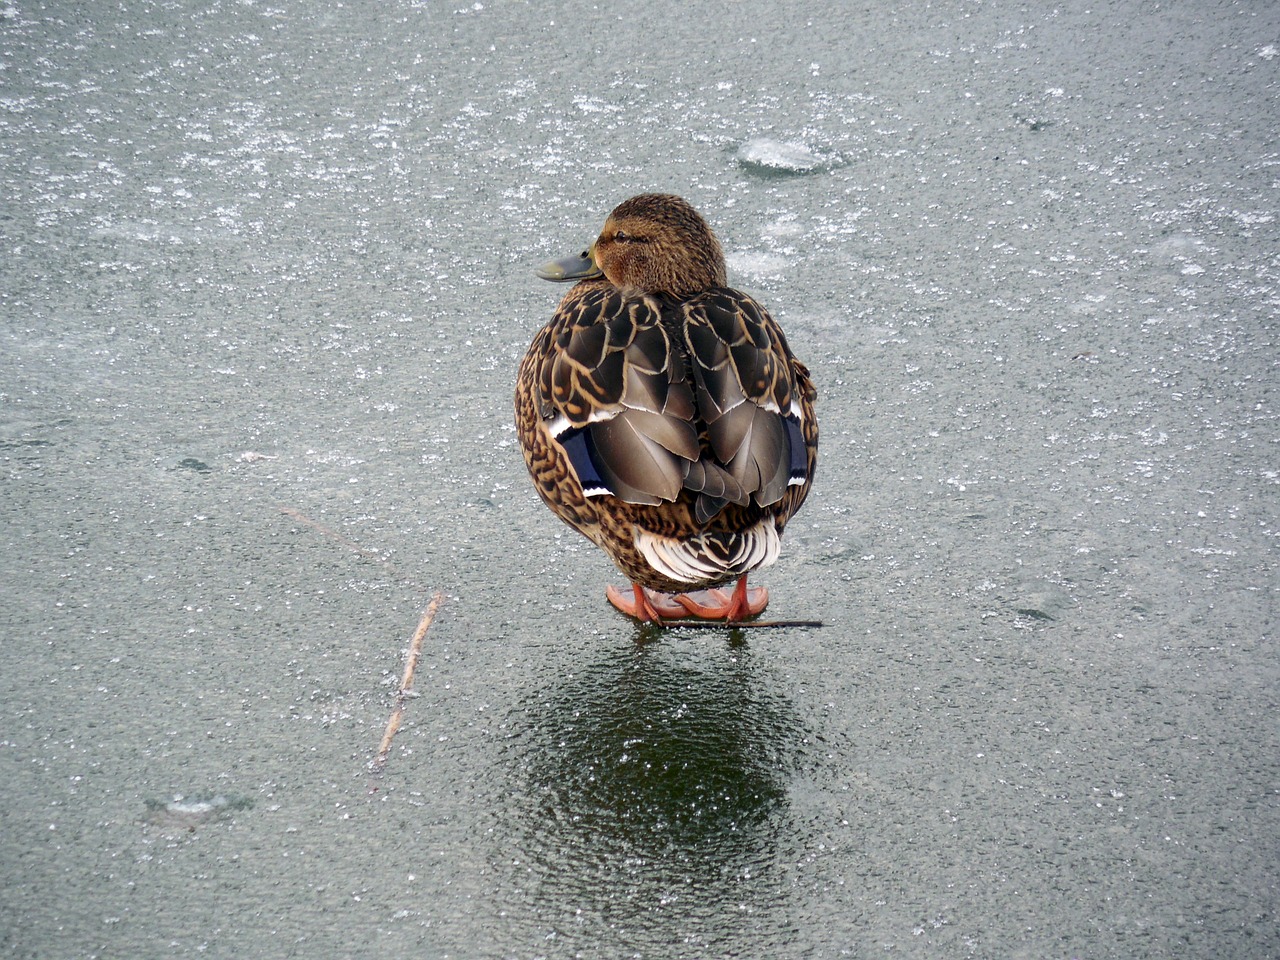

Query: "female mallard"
left=515, top=193, right=817, bottom=623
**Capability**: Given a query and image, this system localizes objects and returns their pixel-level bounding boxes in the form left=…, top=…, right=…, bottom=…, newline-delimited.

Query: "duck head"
left=537, top=193, right=727, bottom=299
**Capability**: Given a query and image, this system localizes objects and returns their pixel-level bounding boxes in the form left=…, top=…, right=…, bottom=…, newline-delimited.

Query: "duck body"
left=515, top=194, right=817, bottom=622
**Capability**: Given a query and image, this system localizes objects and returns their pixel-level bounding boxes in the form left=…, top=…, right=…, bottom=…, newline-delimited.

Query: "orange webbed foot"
left=606, top=583, right=688, bottom=623
left=674, top=575, right=768, bottom=622
left=607, top=577, right=769, bottom=624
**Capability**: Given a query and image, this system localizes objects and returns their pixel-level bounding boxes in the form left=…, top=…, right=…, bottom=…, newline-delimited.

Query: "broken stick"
left=370, top=591, right=445, bottom=774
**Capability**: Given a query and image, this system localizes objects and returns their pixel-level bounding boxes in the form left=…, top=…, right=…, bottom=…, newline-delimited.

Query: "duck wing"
left=536, top=283, right=702, bottom=505
left=681, top=288, right=811, bottom=508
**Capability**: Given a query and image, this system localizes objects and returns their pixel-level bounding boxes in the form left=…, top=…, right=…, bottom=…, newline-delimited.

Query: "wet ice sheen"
left=1, top=1, right=1277, bottom=958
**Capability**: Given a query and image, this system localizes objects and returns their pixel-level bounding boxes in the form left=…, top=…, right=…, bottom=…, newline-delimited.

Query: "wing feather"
left=536, top=283, right=812, bottom=515
left=536, top=283, right=699, bottom=504
left=682, top=289, right=808, bottom=507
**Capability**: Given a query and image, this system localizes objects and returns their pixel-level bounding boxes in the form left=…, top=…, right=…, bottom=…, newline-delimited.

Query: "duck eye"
left=613, top=230, right=631, bottom=242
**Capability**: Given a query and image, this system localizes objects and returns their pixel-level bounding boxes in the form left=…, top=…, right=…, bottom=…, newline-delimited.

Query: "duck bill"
left=536, top=247, right=603, bottom=282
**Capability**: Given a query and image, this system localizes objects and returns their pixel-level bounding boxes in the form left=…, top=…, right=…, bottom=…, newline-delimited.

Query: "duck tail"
left=634, top=519, right=781, bottom=587
left=682, top=457, right=749, bottom=523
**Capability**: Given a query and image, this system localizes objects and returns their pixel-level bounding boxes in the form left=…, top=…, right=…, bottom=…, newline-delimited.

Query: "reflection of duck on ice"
left=503, top=644, right=810, bottom=904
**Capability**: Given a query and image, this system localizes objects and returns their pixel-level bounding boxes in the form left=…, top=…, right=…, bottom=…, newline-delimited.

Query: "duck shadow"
left=494, top=635, right=816, bottom=942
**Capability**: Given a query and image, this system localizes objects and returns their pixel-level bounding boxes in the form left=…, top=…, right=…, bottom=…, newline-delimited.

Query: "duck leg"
left=673, top=574, right=769, bottom=622
left=605, top=583, right=689, bottom=622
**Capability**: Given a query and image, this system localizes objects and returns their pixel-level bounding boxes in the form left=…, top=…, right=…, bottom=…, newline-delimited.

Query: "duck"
left=515, top=193, right=817, bottom=623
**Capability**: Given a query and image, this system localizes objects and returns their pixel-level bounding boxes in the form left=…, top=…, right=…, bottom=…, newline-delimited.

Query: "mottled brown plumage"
left=516, top=193, right=817, bottom=623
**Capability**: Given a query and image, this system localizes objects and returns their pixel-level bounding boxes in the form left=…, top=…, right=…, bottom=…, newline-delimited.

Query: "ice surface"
left=0, top=1, right=1276, bottom=958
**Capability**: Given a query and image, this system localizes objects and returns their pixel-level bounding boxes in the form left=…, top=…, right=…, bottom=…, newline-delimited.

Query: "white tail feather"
left=634, top=519, right=781, bottom=586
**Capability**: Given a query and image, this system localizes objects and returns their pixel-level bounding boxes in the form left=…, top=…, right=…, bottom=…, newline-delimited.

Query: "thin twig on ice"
left=369, top=591, right=445, bottom=774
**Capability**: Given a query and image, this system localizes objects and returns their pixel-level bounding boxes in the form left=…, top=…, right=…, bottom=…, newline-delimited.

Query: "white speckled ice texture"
left=1, top=1, right=1276, bottom=958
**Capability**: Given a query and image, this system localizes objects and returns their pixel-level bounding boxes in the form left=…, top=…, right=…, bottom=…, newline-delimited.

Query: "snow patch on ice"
left=726, top=251, right=789, bottom=279
left=737, top=138, right=831, bottom=175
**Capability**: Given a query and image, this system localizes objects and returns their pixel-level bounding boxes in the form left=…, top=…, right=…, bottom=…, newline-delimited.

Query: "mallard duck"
left=515, top=193, right=817, bottom=623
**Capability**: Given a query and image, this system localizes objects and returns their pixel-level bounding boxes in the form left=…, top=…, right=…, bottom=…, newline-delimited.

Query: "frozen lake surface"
left=1, top=1, right=1277, bottom=957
